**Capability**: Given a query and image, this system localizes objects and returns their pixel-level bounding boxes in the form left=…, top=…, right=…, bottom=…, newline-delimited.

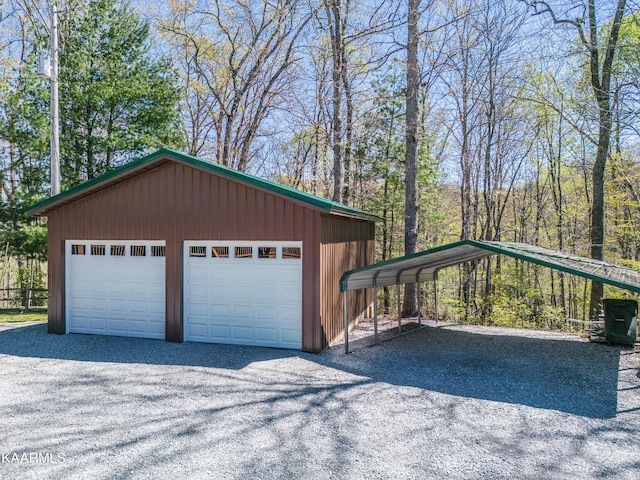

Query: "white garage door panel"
left=281, top=329, right=300, bottom=343
left=66, top=241, right=166, bottom=339
left=210, top=325, right=230, bottom=337
left=184, top=241, right=302, bottom=349
left=257, top=328, right=277, bottom=342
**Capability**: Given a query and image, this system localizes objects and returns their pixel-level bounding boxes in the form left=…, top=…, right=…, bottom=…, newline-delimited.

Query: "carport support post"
left=397, top=283, right=401, bottom=335
left=344, top=290, right=349, bottom=354
left=417, top=284, right=421, bottom=326
left=434, top=276, right=439, bottom=323
left=373, top=286, right=378, bottom=344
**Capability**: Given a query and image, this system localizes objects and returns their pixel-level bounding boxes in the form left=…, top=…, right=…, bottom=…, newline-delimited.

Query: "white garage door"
left=65, top=240, right=166, bottom=339
left=184, top=241, right=302, bottom=349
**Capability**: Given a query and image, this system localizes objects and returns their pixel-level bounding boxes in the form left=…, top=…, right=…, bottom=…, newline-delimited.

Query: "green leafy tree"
left=360, top=73, right=443, bottom=314
left=1, top=0, right=184, bottom=266
left=58, top=0, right=184, bottom=185
left=0, top=58, right=49, bottom=262
left=362, top=75, right=406, bottom=314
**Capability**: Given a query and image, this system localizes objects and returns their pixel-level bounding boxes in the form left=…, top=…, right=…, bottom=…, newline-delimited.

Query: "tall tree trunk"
left=587, top=0, right=625, bottom=319
left=311, top=125, right=319, bottom=195
left=457, top=15, right=473, bottom=318
left=382, top=172, right=390, bottom=315
left=326, top=0, right=344, bottom=203
left=549, top=111, right=566, bottom=312
left=342, top=63, right=353, bottom=204
left=588, top=103, right=611, bottom=318
left=402, top=0, right=420, bottom=317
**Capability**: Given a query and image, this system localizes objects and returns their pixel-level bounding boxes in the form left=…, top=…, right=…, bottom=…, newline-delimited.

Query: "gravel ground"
left=0, top=320, right=639, bottom=480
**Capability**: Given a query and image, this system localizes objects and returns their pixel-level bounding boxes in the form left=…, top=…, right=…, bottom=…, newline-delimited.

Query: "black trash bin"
left=603, top=299, right=638, bottom=346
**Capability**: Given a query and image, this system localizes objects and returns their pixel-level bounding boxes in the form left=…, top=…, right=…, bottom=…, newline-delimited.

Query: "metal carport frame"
left=340, top=240, right=640, bottom=353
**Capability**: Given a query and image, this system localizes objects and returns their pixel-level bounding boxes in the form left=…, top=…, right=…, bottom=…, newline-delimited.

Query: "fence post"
left=23, top=283, right=31, bottom=313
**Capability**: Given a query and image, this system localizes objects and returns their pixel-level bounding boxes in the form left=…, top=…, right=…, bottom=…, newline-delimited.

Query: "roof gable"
left=27, top=148, right=380, bottom=222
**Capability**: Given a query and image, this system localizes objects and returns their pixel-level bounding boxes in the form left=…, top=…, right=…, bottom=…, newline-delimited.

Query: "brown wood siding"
left=320, top=215, right=375, bottom=347
left=46, top=161, right=325, bottom=351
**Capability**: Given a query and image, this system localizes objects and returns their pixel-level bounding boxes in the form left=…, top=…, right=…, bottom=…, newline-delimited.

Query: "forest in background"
left=1, top=0, right=640, bottom=327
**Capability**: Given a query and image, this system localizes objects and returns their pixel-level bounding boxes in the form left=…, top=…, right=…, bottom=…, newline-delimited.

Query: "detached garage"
left=28, top=148, right=377, bottom=353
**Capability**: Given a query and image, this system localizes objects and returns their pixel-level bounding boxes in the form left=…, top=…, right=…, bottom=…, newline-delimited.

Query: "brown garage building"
left=28, top=148, right=377, bottom=353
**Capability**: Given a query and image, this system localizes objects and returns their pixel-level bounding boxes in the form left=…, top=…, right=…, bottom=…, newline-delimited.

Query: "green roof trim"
left=27, top=148, right=381, bottom=221
left=340, top=239, right=640, bottom=295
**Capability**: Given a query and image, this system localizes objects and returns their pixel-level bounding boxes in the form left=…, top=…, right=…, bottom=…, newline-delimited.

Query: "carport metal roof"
left=340, top=240, right=640, bottom=294
left=340, top=240, right=640, bottom=353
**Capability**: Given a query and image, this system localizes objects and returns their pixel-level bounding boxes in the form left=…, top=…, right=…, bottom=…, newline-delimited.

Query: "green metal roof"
left=27, top=148, right=380, bottom=221
left=340, top=240, right=640, bottom=294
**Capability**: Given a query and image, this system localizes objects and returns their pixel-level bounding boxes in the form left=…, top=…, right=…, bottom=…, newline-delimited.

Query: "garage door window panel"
left=234, top=246, right=253, bottom=259
left=190, top=246, right=206, bottom=257
left=71, top=244, right=86, bottom=255
left=91, top=245, right=106, bottom=255
left=258, top=247, right=276, bottom=259
left=131, top=245, right=146, bottom=257
left=282, top=247, right=301, bottom=259
left=212, top=246, right=229, bottom=258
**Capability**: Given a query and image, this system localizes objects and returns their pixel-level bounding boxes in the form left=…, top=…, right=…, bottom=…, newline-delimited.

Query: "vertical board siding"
left=46, top=214, right=64, bottom=334
left=46, top=161, right=335, bottom=351
left=320, top=216, right=375, bottom=347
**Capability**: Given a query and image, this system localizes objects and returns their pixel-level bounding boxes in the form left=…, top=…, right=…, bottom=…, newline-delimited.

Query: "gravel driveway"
left=1, top=320, right=638, bottom=479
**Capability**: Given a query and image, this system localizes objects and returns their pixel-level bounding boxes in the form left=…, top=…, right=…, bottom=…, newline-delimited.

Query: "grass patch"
left=0, top=308, right=48, bottom=323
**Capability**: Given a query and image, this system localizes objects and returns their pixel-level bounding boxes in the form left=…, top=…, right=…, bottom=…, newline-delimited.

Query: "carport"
left=340, top=240, right=640, bottom=353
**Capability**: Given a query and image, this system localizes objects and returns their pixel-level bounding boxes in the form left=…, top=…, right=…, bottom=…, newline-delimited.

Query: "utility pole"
left=50, top=0, right=60, bottom=196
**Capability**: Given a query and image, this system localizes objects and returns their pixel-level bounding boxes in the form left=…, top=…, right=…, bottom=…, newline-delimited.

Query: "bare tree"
left=523, top=0, right=627, bottom=319
left=157, top=0, right=314, bottom=171
left=440, top=0, right=483, bottom=317
left=317, top=0, right=399, bottom=204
